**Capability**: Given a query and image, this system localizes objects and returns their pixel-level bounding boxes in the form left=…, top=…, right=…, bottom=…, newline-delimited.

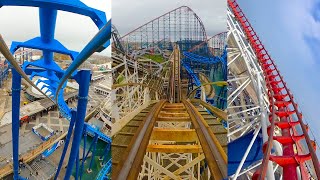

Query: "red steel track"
left=228, top=0, right=320, bottom=179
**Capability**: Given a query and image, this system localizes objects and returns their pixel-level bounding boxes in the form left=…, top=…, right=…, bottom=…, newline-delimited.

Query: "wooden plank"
left=150, top=128, right=198, bottom=142
left=157, top=116, right=190, bottom=122
left=147, top=145, right=203, bottom=153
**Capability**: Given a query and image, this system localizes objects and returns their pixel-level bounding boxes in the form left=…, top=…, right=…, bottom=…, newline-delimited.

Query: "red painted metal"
left=228, top=0, right=320, bottom=179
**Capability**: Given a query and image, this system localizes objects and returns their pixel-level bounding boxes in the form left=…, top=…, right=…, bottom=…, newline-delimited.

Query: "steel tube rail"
left=0, top=35, right=54, bottom=102
left=183, top=100, right=227, bottom=179
left=187, top=81, right=228, bottom=99
left=112, top=100, right=166, bottom=180
left=259, top=90, right=276, bottom=179
left=228, top=0, right=320, bottom=179
left=190, top=99, right=227, bottom=120
left=55, top=19, right=111, bottom=100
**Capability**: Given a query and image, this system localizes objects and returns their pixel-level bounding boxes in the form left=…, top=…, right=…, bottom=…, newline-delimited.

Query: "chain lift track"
left=228, top=0, right=320, bottom=179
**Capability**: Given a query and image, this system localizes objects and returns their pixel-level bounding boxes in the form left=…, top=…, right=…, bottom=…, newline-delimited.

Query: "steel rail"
left=183, top=100, right=227, bottom=179
left=187, top=81, right=228, bottom=99
left=55, top=20, right=111, bottom=101
left=0, top=35, right=54, bottom=103
left=259, top=91, right=276, bottom=179
left=112, top=100, right=167, bottom=180
left=228, top=0, right=320, bottom=179
left=190, top=99, right=227, bottom=120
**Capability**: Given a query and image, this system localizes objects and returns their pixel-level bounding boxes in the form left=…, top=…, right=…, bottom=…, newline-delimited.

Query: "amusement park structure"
left=110, top=6, right=228, bottom=180
left=0, top=0, right=111, bottom=179
left=227, top=0, right=320, bottom=179
left=0, top=0, right=318, bottom=179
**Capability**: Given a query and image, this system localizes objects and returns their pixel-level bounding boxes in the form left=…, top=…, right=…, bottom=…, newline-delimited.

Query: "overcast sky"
left=0, top=0, right=111, bottom=56
left=113, top=0, right=226, bottom=38
left=238, top=0, right=320, bottom=156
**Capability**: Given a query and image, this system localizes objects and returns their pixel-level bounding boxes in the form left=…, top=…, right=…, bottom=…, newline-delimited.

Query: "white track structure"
left=137, top=47, right=212, bottom=180
left=226, top=6, right=283, bottom=179
left=108, top=51, right=170, bottom=135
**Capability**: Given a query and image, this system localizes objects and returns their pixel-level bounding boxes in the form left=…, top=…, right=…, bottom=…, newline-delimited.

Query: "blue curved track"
left=182, top=47, right=227, bottom=109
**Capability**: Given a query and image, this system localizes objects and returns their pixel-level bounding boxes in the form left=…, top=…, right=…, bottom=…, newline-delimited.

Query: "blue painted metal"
left=64, top=70, right=91, bottom=180
left=181, top=61, right=201, bottom=86
left=100, top=143, right=111, bottom=164
left=87, top=134, right=99, bottom=172
left=75, top=150, right=80, bottom=180
left=42, top=140, right=63, bottom=158
left=182, top=47, right=227, bottom=109
left=183, top=51, right=221, bottom=64
left=80, top=126, right=87, bottom=179
left=56, top=20, right=112, bottom=96
left=228, top=130, right=264, bottom=176
left=85, top=123, right=112, bottom=143
left=0, top=0, right=109, bottom=50
left=1, top=1, right=112, bottom=178
left=54, top=110, right=77, bottom=180
left=96, top=159, right=112, bottom=180
left=11, top=69, right=21, bottom=180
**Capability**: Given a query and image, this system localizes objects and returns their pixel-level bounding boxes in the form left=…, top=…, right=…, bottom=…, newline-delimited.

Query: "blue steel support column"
left=80, top=126, right=87, bottom=178
left=87, top=134, right=99, bottom=173
left=75, top=150, right=80, bottom=180
left=54, top=109, right=77, bottom=180
left=64, top=70, right=91, bottom=180
left=39, top=8, right=57, bottom=86
left=39, top=8, right=56, bottom=62
left=100, top=143, right=110, bottom=164
left=11, top=69, right=22, bottom=180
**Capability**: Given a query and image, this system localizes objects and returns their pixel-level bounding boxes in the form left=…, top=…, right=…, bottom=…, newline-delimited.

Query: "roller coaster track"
left=109, top=44, right=170, bottom=123
left=112, top=100, right=227, bottom=180
left=182, top=51, right=227, bottom=109
left=228, top=0, right=320, bottom=179
left=118, top=6, right=207, bottom=54
left=111, top=34, right=228, bottom=180
left=0, top=1, right=112, bottom=179
left=188, top=32, right=227, bottom=57
left=109, top=5, right=229, bottom=180
left=169, top=44, right=182, bottom=103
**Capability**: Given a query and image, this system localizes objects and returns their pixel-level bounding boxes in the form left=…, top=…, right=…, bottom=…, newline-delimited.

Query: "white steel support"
left=227, top=5, right=275, bottom=179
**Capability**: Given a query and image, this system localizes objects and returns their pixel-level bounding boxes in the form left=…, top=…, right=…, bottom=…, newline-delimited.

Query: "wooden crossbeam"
left=157, top=116, right=190, bottom=122
left=159, top=111, right=189, bottom=117
left=150, top=128, right=198, bottom=142
left=147, top=145, right=202, bottom=153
